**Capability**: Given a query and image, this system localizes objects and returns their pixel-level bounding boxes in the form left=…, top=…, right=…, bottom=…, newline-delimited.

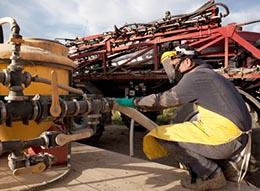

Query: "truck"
left=66, top=1, right=259, bottom=138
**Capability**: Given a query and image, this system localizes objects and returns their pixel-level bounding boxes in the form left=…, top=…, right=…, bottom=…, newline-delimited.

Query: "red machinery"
left=66, top=1, right=260, bottom=128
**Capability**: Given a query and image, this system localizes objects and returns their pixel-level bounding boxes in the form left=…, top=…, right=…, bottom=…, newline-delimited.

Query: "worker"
left=115, top=45, right=252, bottom=191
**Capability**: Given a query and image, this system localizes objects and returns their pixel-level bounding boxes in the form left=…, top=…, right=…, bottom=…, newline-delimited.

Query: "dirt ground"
left=95, top=125, right=260, bottom=188
left=96, top=125, right=177, bottom=166
left=96, top=125, right=145, bottom=158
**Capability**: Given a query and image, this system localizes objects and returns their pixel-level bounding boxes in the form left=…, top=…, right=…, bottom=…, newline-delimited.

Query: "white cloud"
left=223, top=4, right=260, bottom=32
left=0, top=0, right=260, bottom=40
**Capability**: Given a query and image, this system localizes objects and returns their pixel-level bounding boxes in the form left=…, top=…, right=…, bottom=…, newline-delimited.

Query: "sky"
left=0, top=0, right=260, bottom=41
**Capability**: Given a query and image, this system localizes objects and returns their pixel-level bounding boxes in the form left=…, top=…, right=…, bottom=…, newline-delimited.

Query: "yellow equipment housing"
left=0, top=38, right=76, bottom=141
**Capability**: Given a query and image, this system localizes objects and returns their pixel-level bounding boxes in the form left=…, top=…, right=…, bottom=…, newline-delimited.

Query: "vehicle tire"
left=71, top=82, right=112, bottom=145
left=71, top=112, right=111, bottom=145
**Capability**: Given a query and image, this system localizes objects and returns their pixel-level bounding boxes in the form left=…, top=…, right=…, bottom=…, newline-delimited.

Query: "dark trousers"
left=157, top=134, right=247, bottom=180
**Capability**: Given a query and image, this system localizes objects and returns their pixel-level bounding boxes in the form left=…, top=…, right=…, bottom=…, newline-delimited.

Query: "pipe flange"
left=44, top=153, right=55, bottom=168
left=0, top=101, right=7, bottom=124
left=2, top=69, right=10, bottom=87
left=31, top=101, right=39, bottom=121
left=102, top=98, right=112, bottom=112
left=60, top=99, right=68, bottom=118
left=73, top=99, right=80, bottom=116
left=87, top=121, right=100, bottom=125
left=0, top=142, right=3, bottom=155
left=23, top=71, right=32, bottom=88
left=40, top=132, right=50, bottom=148
left=4, top=95, right=28, bottom=101
left=86, top=100, right=92, bottom=115
left=24, top=155, right=31, bottom=168
left=83, top=94, right=92, bottom=115
left=87, top=114, right=102, bottom=119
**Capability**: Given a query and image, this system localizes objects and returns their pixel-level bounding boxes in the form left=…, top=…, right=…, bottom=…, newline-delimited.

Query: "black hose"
left=214, top=3, right=230, bottom=17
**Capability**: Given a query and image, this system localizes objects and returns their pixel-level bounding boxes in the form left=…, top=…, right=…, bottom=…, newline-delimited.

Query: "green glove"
left=115, top=98, right=136, bottom=108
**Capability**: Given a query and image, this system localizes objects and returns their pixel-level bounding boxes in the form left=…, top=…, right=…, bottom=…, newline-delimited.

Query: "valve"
left=8, top=152, right=56, bottom=176
left=55, top=128, right=94, bottom=146
left=50, top=70, right=62, bottom=117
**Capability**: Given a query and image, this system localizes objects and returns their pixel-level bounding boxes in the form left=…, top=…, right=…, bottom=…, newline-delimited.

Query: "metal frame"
left=67, top=2, right=260, bottom=81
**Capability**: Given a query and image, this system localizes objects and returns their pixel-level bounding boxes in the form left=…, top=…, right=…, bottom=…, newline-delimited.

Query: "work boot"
left=223, top=161, right=240, bottom=182
left=181, top=169, right=227, bottom=191
left=223, top=157, right=259, bottom=182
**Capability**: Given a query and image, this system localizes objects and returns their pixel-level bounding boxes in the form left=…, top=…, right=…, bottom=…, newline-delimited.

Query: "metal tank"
left=0, top=38, right=76, bottom=141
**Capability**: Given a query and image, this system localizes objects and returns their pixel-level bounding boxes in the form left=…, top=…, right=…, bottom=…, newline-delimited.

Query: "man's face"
left=171, top=57, right=192, bottom=73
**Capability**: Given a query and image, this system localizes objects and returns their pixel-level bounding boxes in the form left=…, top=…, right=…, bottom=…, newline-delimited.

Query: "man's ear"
left=186, top=58, right=193, bottom=67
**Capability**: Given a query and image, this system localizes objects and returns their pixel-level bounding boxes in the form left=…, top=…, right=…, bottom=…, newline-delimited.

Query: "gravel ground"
left=95, top=125, right=260, bottom=188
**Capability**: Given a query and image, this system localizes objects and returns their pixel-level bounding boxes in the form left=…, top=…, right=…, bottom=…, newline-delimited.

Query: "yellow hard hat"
left=160, top=51, right=177, bottom=63
left=161, top=46, right=197, bottom=64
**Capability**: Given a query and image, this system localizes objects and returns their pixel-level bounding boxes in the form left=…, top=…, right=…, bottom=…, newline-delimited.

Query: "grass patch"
left=111, top=110, right=124, bottom=125
left=156, top=108, right=176, bottom=125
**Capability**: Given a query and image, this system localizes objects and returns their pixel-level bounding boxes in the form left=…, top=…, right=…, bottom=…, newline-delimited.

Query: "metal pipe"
left=0, top=127, right=93, bottom=156
left=0, top=95, right=112, bottom=126
left=0, top=17, right=20, bottom=39
left=0, top=17, right=25, bottom=101
left=129, top=119, right=135, bottom=157
left=0, top=17, right=21, bottom=70
left=0, top=137, right=46, bottom=156
left=238, top=19, right=260, bottom=27
left=32, top=76, right=84, bottom=95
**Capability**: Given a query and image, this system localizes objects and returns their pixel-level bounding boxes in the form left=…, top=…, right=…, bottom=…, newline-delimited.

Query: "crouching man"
left=115, top=45, right=252, bottom=190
